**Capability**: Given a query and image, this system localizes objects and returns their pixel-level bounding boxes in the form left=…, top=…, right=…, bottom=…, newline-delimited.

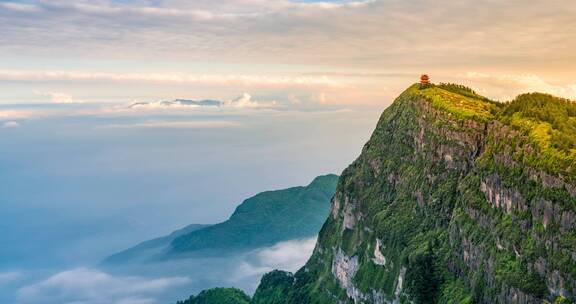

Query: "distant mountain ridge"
left=104, top=174, right=338, bottom=263
left=104, top=224, right=210, bottom=264
left=129, top=99, right=222, bottom=109
left=170, top=174, right=339, bottom=253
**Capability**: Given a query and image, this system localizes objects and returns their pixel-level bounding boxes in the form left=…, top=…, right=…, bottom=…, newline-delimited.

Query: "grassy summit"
left=404, top=83, right=498, bottom=121
left=405, top=83, right=576, bottom=181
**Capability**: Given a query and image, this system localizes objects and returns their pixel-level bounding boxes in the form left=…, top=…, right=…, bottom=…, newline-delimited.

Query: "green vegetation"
left=498, top=93, right=576, bottom=181
left=185, top=84, right=576, bottom=304
left=413, top=83, right=498, bottom=121
left=251, top=271, right=296, bottom=304
left=405, top=243, right=442, bottom=303
left=176, top=288, right=250, bottom=304
left=171, top=174, right=339, bottom=252
left=106, top=175, right=338, bottom=263
left=436, top=83, right=496, bottom=103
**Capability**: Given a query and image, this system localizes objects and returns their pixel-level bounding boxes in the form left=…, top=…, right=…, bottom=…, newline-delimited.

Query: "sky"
left=1, top=0, right=576, bottom=108
left=1, top=0, right=575, bottom=303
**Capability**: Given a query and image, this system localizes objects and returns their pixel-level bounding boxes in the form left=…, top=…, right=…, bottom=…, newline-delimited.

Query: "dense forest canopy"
left=501, top=93, right=576, bottom=152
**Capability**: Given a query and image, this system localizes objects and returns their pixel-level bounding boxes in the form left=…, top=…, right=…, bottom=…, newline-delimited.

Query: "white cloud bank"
left=230, top=93, right=256, bottom=108
left=11, top=238, right=317, bottom=303
left=127, top=93, right=273, bottom=111
left=35, top=91, right=79, bottom=104
left=256, top=237, right=317, bottom=271
left=2, top=121, right=21, bottom=128
left=16, top=268, right=190, bottom=304
left=234, top=237, right=317, bottom=281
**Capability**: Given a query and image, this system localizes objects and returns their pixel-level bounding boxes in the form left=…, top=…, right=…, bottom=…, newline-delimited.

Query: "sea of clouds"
left=5, top=237, right=316, bottom=304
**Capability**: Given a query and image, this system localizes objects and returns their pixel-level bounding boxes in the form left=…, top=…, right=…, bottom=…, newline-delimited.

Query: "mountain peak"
left=308, top=174, right=340, bottom=187
left=104, top=175, right=339, bottom=263
left=250, top=84, right=576, bottom=304
left=169, top=174, right=339, bottom=253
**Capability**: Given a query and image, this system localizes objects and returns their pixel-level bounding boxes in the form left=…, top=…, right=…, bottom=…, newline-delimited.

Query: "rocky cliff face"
left=252, top=84, right=576, bottom=304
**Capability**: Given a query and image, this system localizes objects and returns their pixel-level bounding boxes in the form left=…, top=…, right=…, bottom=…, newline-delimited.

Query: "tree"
left=406, top=242, right=441, bottom=304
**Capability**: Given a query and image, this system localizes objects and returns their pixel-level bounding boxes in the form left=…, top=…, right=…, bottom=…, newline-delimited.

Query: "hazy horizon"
left=0, top=95, right=380, bottom=303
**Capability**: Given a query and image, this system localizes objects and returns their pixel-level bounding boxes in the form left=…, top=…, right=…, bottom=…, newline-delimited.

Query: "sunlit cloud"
left=0, top=70, right=345, bottom=89
left=96, top=120, right=240, bottom=129
left=1, top=0, right=573, bottom=69
left=463, top=72, right=576, bottom=101
left=228, top=93, right=271, bottom=108
left=34, top=91, right=79, bottom=104
left=127, top=93, right=275, bottom=111
left=0, top=110, right=34, bottom=120
left=0, top=90, right=348, bottom=131
left=1, top=0, right=575, bottom=105
left=316, top=92, right=329, bottom=104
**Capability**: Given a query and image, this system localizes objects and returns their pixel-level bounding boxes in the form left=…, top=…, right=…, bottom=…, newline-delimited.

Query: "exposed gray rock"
left=497, top=287, right=540, bottom=304
left=393, top=267, right=407, bottom=304
left=480, top=174, right=527, bottom=214
left=561, top=210, right=576, bottom=232
left=372, top=238, right=387, bottom=266
left=331, top=247, right=363, bottom=303
left=331, top=196, right=341, bottom=219
left=343, top=203, right=357, bottom=231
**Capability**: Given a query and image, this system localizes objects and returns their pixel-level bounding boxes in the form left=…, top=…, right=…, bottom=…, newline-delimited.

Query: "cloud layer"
left=96, top=120, right=240, bottom=129
left=235, top=237, right=317, bottom=280
left=2, top=121, right=21, bottom=128
left=1, top=0, right=574, bottom=69
left=11, top=238, right=318, bottom=304
left=16, top=268, right=190, bottom=304
left=0, top=70, right=344, bottom=89
left=34, top=91, right=78, bottom=104
left=462, top=72, right=576, bottom=101
left=127, top=93, right=273, bottom=111
left=1, top=0, right=575, bottom=105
